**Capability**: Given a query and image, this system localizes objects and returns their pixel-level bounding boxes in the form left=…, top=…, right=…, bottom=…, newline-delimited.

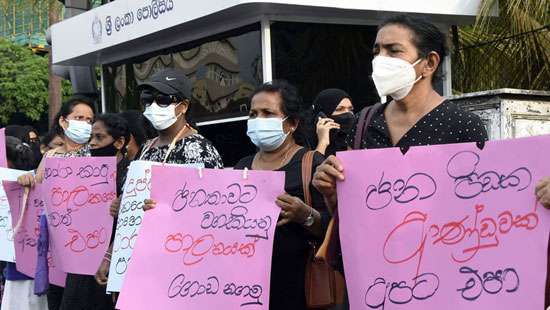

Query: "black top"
left=347, top=100, right=489, bottom=150
left=333, top=100, right=489, bottom=275
left=116, top=156, right=131, bottom=196
left=235, top=148, right=328, bottom=310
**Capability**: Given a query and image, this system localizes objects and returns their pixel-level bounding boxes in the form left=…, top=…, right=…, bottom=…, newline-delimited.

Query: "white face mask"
left=64, top=119, right=92, bottom=144
left=247, top=117, right=289, bottom=151
left=143, top=102, right=181, bottom=131
left=371, top=56, right=423, bottom=100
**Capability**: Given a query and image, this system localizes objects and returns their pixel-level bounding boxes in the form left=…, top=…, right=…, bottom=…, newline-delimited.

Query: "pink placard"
left=337, top=135, right=550, bottom=310
left=4, top=181, right=66, bottom=286
left=0, top=128, right=7, bottom=168
left=116, top=166, right=284, bottom=310
left=43, top=157, right=116, bottom=275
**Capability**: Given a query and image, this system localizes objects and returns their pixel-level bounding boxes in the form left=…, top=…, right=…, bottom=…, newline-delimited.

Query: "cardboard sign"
left=338, top=136, right=550, bottom=310
left=43, top=157, right=116, bottom=275
left=116, top=167, right=284, bottom=310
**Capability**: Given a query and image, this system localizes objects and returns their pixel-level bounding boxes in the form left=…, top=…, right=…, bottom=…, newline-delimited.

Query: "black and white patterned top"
left=138, top=134, right=224, bottom=168
left=48, top=145, right=91, bottom=158
left=347, top=100, right=488, bottom=151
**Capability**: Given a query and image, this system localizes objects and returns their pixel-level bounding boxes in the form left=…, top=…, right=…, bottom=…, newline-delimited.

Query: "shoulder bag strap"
left=301, top=150, right=315, bottom=206
left=353, top=102, right=383, bottom=150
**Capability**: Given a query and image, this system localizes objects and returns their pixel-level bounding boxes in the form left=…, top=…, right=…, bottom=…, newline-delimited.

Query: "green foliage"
left=0, top=38, right=48, bottom=122
left=453, top=0, right=550, bottom=93
left=62, top=79, right=72, bottom=100
left=0, top=38, right=70, bottom=123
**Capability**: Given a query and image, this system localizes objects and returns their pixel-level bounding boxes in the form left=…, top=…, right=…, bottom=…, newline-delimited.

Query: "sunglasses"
left=140, top=91, right=182, bottom=108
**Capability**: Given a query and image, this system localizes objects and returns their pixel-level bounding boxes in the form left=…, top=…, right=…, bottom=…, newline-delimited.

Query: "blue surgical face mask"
left=247, top=117, right=289, bottom=151
left=64, top=119, right=92, bottom=144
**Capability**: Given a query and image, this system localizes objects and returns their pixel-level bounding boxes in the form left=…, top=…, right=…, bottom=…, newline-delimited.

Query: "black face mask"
left=330, top=112, right=355, bottom=134
left=326, top=112, right=355, bottom=155
left=91, top=143, right=119, bottom=157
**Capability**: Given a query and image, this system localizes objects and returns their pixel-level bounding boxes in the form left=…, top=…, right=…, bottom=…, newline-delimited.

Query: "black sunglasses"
left=140, top=91, right=182, bottom=108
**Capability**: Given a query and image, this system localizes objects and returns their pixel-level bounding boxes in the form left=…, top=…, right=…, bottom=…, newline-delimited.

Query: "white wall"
left=52, top=0, right=483, bottom=65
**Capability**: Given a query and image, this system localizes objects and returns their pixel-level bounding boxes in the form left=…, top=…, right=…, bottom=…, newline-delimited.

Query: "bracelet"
left=103, top=257, right=111, bottom=262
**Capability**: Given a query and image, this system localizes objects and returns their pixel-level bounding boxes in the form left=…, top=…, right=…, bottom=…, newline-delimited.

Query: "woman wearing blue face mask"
left=17, top=97, right=117, bottom=310
left=17, top=96, right=95, bottom=187
left=234, top=80, right=329, bottom=310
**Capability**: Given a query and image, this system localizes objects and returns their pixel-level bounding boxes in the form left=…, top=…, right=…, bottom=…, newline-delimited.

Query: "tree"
left=0, top=38, right=50, bottom=123
left=0, top=38, right=71, bottom=125
left=47, top=0, right=63, bottom=127
left=453, top=0, right=550, bottom=93
left=0, top=0, right=69, bottom=127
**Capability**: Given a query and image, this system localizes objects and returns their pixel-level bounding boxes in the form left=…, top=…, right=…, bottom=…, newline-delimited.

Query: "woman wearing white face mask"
left=234, top=80, right=330, bottom=310
left=311, top=15, right=491, bottom=309
left=140, top=68, right=223, bottom=210
left=314, top=14, right=489, bottom=212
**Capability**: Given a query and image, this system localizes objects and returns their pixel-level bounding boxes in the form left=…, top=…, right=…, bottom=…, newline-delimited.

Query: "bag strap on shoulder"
left=301, top=150, right=315, bottom=206
left=353, top=102, right=383, bottom=150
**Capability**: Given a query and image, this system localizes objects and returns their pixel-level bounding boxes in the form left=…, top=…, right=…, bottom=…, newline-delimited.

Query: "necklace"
left=256, top=143, right=298, bottom=170
left=140, top=123, right=195, bottom=163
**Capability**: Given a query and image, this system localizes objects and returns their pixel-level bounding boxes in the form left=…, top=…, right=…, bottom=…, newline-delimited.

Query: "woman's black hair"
left=7, top=125, right=42, bottom=167
left=23, top=125, right=38, bottom=136
left=5, top=125, right=32, bottom=144
left=252, top=80, right=313, bottom=147
left=94, top=113, right=131, bottom=150
left=119, top=110, right=157, bottom=147
left=6, top=136, right=36, bottom=170
left=41, top=128, right=62, bottom=147
left=379, top=14, right=448, bottom=81
left=53, top=96, right=96, bottom=136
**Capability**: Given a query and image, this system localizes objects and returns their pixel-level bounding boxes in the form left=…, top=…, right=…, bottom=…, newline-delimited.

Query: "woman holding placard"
left=17, top=96, right=95, bottom=187
left=134, top=68, right=223, bottom=170
left=1, top=135, right=48, bottom=310
left=233, top=80, right=330, bottom=309
left=310, top=14, right=550, bottom=309
left=16, top=97, right=116, bottom=310
left=89, top=113, right=131, bottom=194
left=89, top=114, right=131, bottom=291
left=136, top=68, right=224, bottom=211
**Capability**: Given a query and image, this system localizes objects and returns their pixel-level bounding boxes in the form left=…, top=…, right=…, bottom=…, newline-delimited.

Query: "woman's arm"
left=315, top=117, right=340, bottom=156
left=17, top=148, right=55, bottom=187
left=275, top=193, right=325, bottom=238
